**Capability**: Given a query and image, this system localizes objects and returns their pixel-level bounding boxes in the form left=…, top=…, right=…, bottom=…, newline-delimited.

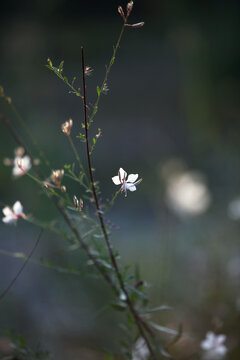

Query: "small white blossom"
left=2, top=201, right=25, bottom=224
left=4, top=147, right=32, bottom=177
left=132, top=337, right=150, bottom=360
left=12, top=155, right=31, bottom=177
left=201, top=332, right=227, bottom=360
left=112, top=167, right=142, bottom=197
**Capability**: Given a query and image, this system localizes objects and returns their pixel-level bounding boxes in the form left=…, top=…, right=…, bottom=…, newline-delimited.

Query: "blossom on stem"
left=201, top=332, right=227, bottom=359
left=4, top=147, right=32, bottom=177
left=112, top=167, right=142, bottom=197
left=43, top=169, right=66, bottom=192
left=61, top=119, right=73, bottom=136
left=2, top=201, right=26, bottom=224
left=132, top=337, right=150, bottom=360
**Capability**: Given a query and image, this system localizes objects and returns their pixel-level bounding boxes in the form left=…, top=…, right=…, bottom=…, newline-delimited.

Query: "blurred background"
left=0, top=0, right=240, bottom=359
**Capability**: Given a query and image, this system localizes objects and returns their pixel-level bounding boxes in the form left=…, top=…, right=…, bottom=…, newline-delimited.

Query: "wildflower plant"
left=0, top=2, right=180, bottom=359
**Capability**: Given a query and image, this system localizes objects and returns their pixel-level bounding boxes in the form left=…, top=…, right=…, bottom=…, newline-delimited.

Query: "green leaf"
left=77, top=133, right=86, bottom=142
left=93, top=137, right=96, bottom=144
left=59, top=60, right=64, bottom=72
left=96, top=85, right=101, bottom=96
left=149, top=322, right=179, bottom=336
left=111, top=303, right=126, bottom=312
left=18, top=335, right=27, bottom=349
left=47, top=58, right=53, bottom=67
left=97, top=259, right=112, bottom=269
left=63, top=76, right=68, bottom=83
left=142, top=306, right=173, bottom=313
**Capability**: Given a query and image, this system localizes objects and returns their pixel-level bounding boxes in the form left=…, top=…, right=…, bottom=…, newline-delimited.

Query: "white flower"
left=12, top=155, right=31, bottom=177
left=201, top=332, right=227, bottom=359
left=132, top=337, right=150, bottom=360
left=3, top=147, right=32, bottom=177
left=112, top=167, right=142, bottom=197
left=2, top=201, right=25, bottom=224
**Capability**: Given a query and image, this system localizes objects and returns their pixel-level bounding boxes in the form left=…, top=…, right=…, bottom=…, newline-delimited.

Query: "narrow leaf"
left=96, top=85, right=101, bottom=96
left=149, top=322, right=178, bottom=336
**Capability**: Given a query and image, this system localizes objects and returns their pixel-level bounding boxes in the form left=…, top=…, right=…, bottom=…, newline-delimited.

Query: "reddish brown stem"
left=81, top=47, right=156, bottom=359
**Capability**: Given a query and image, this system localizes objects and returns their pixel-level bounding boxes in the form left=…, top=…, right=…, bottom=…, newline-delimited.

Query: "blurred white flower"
left=2, top=201, right=25, bottom=224
left=112, top=167, right=142, bottom=197
left=3, top=147, right=32, bottom=177
left=13, top=155, right=31, bottom=177
left=161, top=159, right=211, bottom=217
left=201, top=332, right=227, bottom=360
left=132, top=337, right=149, bottom=360
left=228, top=197, right=240, bottom=220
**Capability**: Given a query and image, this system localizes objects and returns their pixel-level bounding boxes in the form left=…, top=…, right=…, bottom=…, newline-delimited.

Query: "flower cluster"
left=44, top=169, right=66, bottom=192
left=201, top=332, right=227, bottom=359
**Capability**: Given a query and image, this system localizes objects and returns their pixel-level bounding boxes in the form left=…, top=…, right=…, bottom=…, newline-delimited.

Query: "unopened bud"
left=33, top=158, right=40, bottom=166
left=73, top=195, right=79, bottom=209
left=73, top=195, right=83, bottom=211
left=118, top=6, right=126, bottom=21
left=3, top=158, right=13, bottom=166
left=96, top=128, right=101, bottom=139
left=85, top=66, right=94, bottom=76
left=6, top=97, right=12, bottom=104
left=61, top=185, right=66, bottom=193
left=15, top=147, right=25, bottom=157
left=61, top=118, right=73, bottom=136
left=126, top=1, right=134, bottom=16
left=125, top=22, right=145, bottom=28
left=51, top=169, right=64, bottom=187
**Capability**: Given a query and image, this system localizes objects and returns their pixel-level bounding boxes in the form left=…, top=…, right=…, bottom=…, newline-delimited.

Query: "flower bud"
left=126, top=1, right=134, bottom=16
left=85, top=66, right=93, bottom=76
left=118, top=6, right=126, bottom=21
left=61, top=119, right=73, bottom=136
left=51, top=169, right=64, bottom=187
left=125, top=22, right=145, bottom=28
left=61, top=185, right=66, bottom=193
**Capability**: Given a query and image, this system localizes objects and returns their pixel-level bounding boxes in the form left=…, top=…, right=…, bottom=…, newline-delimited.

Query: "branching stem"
left=1, top=113, right=117, bottom=293
left=81, top=47, right=156, bottom=360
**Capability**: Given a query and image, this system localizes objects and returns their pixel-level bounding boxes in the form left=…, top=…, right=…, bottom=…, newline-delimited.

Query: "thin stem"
left=81, top=48, right=156, bottom=359
left=0, top=230, right=43, bottom=301
left=88, top=23, right=126, bottom=128
left=9, top=101, right=52, bottom=171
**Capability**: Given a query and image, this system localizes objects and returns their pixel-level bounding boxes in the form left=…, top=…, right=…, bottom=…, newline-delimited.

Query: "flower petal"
left=2, top=206, right=13, bottom=217
left=112, top=176, right=121, bottom=185
left=127, top=174, right=138, bottom=183
left=217, top=335, right=226, bottom=344
left=13, top=201, right=23, bottom=216
left=119, top=168, right=127, bottom=182
left=2, top=216, right=16, bottom=224
left=12, top=166, right=23, bottom=177
left=127, top=184, right=137, bottom=192
left=216, top=345, right=227, bottom=356
left=22, top=155, right=31, bottom=171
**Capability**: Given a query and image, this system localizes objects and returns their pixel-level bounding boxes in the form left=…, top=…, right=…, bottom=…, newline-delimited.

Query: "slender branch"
left=81, top=47, right=156, bottom=359
left=1, top=113, right=117, bottom=293
left=0, top=229, right=43, bottom=301
left=88, top=22, right=126, bottom=128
